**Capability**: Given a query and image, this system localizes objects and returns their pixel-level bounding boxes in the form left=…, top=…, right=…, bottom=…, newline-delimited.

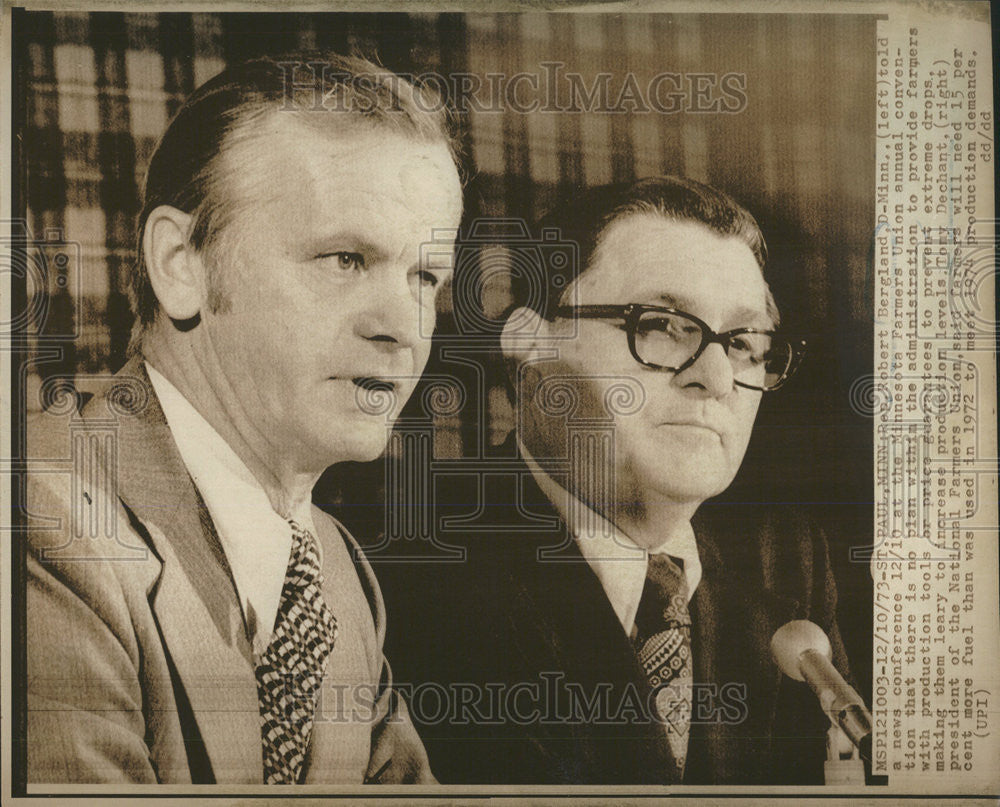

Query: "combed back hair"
left=129, top=52, right=464, bottom=352
left=510, top=175, right=777, bottom=326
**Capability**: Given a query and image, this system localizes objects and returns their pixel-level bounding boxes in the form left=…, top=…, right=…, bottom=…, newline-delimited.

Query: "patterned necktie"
left=632, top=553, right=693, bottom=778
left=254, top=520, right=338, bottom=784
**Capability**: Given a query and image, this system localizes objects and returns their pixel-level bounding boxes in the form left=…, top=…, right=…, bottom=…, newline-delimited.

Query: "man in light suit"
left=25, top=53, right=463, bottom=784
left=380, top=176, right=855, bottom=784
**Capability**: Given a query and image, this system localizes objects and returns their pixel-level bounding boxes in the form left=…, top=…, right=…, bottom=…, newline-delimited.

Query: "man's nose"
left=355, top=269, right=425, bottom=351
left=674, top=342, right=735, bottom=398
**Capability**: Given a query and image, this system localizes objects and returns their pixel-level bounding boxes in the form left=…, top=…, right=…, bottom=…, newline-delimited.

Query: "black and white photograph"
left=2, top=2, right=995, bottom=801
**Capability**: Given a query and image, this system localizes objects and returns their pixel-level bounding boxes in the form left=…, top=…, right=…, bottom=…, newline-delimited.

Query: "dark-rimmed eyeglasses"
left=552, top=304, right=806, bottom=392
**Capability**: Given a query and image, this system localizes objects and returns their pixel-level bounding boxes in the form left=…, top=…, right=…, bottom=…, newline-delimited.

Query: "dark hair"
left=129, top=52, right=463, bottom=351
left=510, top=175, right=776, bottom=325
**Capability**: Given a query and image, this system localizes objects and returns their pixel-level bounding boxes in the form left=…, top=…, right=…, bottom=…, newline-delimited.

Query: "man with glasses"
left=382, top=176, right=852, bottom=785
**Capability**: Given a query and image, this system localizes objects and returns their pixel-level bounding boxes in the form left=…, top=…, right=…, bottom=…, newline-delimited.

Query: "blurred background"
left=13, top=10, right=876, bottom=695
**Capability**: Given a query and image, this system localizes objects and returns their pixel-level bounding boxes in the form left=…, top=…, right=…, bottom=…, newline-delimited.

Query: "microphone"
left=770, top=620, right=872, bottom=763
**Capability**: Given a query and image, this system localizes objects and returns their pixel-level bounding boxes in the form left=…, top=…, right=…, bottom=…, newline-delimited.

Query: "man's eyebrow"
left=656, top=292, right=693, bottom=311
left=306, top=232, right=385, bottom=259
left=655, top=293, right=772, bottom=328
left=729, top=306, right=773, bottom=329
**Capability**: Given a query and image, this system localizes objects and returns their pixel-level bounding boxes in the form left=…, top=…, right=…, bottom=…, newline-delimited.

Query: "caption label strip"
left=873, top=12, right=997, bottom=789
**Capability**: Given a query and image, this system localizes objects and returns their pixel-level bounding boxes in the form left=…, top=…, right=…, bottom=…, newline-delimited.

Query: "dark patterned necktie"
left=254, top=520, right=338, bottom=784
left=632, top=553, right=693, bottom=778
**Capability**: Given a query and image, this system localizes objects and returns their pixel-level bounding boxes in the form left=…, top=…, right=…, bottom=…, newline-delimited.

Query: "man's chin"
left=306, top=423, right=393, bottom=467
left=339, top=434, right=392, bottom=464
left=639, top=464, right=736, bottom=508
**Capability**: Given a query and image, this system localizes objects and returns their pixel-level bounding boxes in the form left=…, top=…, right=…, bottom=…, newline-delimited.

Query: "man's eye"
left=319, top=252, right=365, bottom=272
left=417, top=270, right=439, bottom=288
left=729, top=335, right=766, bottom=363
left=637, top=317, right=671, bottom=334
left=638, top=317, right=695, bottom=339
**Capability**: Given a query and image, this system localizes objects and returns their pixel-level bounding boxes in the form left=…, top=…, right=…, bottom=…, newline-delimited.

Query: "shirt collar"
left=146, top=362, right=316, bottom=654
left=519, top=438, right=701, bottom=635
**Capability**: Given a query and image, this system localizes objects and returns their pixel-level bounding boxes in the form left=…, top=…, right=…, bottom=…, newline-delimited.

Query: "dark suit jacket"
left=24, top=358, right=433, bottom=785
left=376, top=446, right=852, bottom=785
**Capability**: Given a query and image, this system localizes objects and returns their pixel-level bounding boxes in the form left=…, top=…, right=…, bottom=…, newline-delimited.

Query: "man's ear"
left=499, top=307, right=556, bottom=400
left=142, top=205, right=207, bottom=322
left=500, top=306, right=551, bottom=365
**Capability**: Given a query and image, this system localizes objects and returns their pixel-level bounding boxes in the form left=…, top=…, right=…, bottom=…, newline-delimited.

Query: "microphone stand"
left=823, top=724, right=866, bottom=785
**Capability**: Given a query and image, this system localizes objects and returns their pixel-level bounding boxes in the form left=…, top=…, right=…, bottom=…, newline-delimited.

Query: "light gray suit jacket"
left=25, top=358, right=433, bottom=785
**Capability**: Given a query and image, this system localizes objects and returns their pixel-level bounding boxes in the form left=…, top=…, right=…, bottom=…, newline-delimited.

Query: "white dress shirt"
left=147, top=362, right=318, bottom=658
left=520, top=440, right=702, bottom=637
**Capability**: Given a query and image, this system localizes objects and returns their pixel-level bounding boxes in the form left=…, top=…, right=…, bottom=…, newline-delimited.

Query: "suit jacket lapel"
left=93, top=358, right=263, bottom=783
left=686, top=516, right=802, bottom=783
left=508, top=467, right=679, bottom=782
